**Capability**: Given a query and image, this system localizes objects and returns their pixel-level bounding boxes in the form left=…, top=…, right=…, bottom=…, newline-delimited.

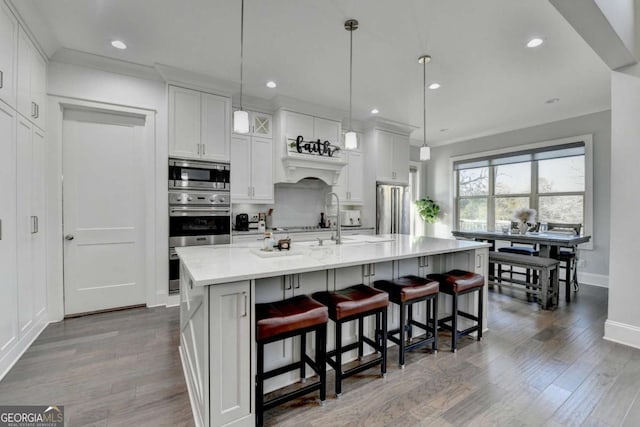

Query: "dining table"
left=451, top=230, right=591, bottom=258
left=451, top=230, right=591, bottom=303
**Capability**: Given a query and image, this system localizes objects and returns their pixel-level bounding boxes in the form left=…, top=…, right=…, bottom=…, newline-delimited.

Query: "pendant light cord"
left=423, top=58, right=426, bottom=148
left=239, top=0, right=244, bottom=110
left=349, top=21, right=353, bottom=133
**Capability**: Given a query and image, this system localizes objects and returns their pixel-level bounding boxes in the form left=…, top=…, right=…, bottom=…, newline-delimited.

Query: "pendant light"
left=418, top=55, right=431, bottom=161
left=344, top=19, right=358, bottom=150
left=233, top=0, right=250, bottom=134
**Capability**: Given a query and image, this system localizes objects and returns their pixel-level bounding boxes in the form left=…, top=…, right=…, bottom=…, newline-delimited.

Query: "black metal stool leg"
left=256, top=341, right=264, bottom=427
left=399, top=301, right=406, bottom=367
left=315, top=325, right=326, bottom=403
left=477, top=287, right=483, bottom=341
left=451, top=293, right=458, bottom=352
left=335, top=320, right=342, bottom=397
left=358, top=316, right=364, bottom=360
left=300, top=332, right=306, bottom=381
left=381, top=308, right=388, bottom=376
left=432, top=295, right=439, bottom=352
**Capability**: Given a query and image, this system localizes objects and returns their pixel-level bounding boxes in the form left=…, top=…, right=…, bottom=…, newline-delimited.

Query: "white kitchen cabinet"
left=313, top=117, right=341, bottom=145
left=16, top=28, right=46, bottom=130
left=250, top=111, right=272, bottom=138
left=16, top=116, right=46, bottom=336
left=231, top=134, right=273, bottom=203
left=333, top=150, right=363, bottom=204
left=369, top=129, right=409, bottom=184
left=169, top=85, right=231, bottom=162
left=283, top=111, right=314, bottom=143
left=0, top=2, right=17, bottom=108
left=209, top=281, right=252, bottom=426
left=200, top=92, right=230, bottom=161
left=0, top=102, right=18, bottom=365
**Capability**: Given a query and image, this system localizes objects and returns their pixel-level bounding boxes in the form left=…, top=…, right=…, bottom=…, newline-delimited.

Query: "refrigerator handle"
left=391, top=187, right=397, bottom=234
left=390, top=187, right=395, bottom=234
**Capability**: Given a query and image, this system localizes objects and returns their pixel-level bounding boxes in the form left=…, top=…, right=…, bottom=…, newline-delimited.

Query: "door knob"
left=65, top=234, right=75, bottom=241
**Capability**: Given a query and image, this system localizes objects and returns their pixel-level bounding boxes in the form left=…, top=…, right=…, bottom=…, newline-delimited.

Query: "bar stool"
left=255, top=295, right=328, bottom=427
left=312, top=284, right=388, bottom=397
left=427, top=270, right=484, bottom=352
left=374, top=275, right=439, bottom=367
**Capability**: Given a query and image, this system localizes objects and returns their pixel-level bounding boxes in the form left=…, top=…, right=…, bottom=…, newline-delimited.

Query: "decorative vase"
left=518, top=221, right=528, bottom=235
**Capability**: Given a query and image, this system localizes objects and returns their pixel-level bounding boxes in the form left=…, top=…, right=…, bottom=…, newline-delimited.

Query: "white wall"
left=46, top=61, right=169, bottom=319
left=605, top=66, right=640, bottom=349
left=424, top=110, right=611, bottom=283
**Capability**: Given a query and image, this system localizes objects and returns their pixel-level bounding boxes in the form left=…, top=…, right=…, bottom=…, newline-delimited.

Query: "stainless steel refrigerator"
left=376, top=184, right=410, bottom=234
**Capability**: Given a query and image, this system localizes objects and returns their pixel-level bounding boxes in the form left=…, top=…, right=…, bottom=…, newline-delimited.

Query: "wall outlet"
left=577, top=259, right=586, bottom=267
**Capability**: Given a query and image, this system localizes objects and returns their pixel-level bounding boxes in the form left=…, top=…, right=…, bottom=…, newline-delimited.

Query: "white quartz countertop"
left=176, top=234, right=490, bottom=287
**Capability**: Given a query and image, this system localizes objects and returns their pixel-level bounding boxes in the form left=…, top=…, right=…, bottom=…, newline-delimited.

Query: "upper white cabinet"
left=0, top=2, right=17, bottom=108
left=16, top=28, right=46, bottom=130
left=230, top=134, right=273, bottom=203
left=282, top=111, right=340, bottom=149
left=169, top=85, right=231, bottom=162
left=369, top=129, right=409, bottom=184
left=313, top=116, right=341, bottom=146
left=250, top=111, right=272, bottom=138
left=333, top=150, right=363, bottom=204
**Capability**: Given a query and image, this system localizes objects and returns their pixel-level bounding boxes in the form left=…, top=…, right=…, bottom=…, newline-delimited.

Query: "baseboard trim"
left=578, top=272, right=609, bottom=288
left=179, top=345, right=203, bottom=427
left=0, top=318, right=50, bottom=382
left=604, top=319, right=640, bottom=350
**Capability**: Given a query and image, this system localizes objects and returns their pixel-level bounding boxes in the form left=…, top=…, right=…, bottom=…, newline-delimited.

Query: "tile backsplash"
left=233, top=179, right=336, bottom=228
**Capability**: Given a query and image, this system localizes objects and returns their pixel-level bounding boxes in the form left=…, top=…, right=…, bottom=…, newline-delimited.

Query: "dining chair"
left=547, top=222, right=582, bottom=300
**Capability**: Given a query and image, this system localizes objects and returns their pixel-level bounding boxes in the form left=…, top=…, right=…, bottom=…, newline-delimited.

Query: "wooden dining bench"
left=488, top=252, right=560, bottom=309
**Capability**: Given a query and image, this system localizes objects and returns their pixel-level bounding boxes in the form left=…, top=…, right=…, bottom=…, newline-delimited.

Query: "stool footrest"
left=263, top=381, right=323, bottom=411
left=263, top=361, right=304, bottom=380
left=341, top=356, right=384, bottom=378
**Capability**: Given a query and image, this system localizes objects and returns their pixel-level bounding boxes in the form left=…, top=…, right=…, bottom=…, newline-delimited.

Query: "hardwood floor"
left=1, top=285, right=639, bottom=426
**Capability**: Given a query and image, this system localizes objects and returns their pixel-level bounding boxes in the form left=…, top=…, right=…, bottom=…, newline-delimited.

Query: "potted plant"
left=416, top=196, right=440, bottom=224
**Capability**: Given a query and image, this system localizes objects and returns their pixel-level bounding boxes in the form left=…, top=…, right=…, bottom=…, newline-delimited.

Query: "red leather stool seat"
left=256, top=295, right=328, bottom=342
left=427, top=269, right=484, bottom=293
left=374, top=275, right=439, bottom=303
left=313, top=284, right=388, bottom=321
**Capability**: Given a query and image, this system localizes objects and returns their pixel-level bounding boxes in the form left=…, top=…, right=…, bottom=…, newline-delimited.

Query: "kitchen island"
left=176, top=234, right=490, bottom=427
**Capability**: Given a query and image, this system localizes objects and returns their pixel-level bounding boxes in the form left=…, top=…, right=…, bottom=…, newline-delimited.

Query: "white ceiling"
left=14, top=0, right=611, bottom=145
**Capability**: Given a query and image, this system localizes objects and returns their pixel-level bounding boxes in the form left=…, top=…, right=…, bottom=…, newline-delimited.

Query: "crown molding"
left=155, top=63, right=234, bottom=97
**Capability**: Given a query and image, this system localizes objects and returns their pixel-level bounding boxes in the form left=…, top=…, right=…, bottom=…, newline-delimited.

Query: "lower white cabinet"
left=0, top=102, right=18, bottom=364
left=16, top=116, right=46, bottom=335
left=230, top=134, right=273, bottom=203
left=0, top=105, right=47, bottom=378
left=180, top=274, right=252, bottom=427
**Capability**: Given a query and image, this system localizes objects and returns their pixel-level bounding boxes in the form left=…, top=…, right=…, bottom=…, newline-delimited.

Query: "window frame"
left=450, top=134, right=593, bottom=250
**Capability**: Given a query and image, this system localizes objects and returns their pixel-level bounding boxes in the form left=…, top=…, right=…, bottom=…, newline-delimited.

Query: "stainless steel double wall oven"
left=168, top=159, right=231, bottom=294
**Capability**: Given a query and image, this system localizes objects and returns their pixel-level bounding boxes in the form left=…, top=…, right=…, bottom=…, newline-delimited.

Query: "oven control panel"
left=169, top=191, right=229, bottom=206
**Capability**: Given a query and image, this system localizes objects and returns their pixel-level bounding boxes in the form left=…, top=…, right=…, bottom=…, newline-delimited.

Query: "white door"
left=62, top=108, right=146, bottom=315
left=348, top=150, right=364, bottom=203
left=16, top=117, right=33, bottom=333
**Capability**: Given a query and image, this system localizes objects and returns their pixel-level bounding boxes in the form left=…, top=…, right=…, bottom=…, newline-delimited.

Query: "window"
left=454, top=142, right=586, bottom=232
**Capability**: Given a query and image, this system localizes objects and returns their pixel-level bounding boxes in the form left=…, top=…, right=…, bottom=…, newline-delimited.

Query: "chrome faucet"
left=327, top=192, right=341, bottom=244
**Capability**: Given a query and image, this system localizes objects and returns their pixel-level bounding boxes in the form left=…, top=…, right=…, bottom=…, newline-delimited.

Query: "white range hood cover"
left=279, top=153, right=346, bottom=186
left=276, top=134, right=347, bottom=185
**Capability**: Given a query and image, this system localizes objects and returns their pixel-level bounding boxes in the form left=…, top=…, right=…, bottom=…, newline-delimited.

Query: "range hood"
left=278, top=153, right=347, bottom=186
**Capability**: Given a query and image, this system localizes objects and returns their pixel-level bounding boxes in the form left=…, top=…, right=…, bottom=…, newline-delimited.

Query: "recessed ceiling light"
left=428, top=82, right=441, bottom=90
left=266, top=81, right=277, bottom=89
left=111, top=40, right=127, bottom=50
left=526, top=38, right=544, bottom=48
left=371, top=108, right=379, bottom=114
left=545, top=97, right=560, bottom=104
left=440, top=128, right=449, bottom=132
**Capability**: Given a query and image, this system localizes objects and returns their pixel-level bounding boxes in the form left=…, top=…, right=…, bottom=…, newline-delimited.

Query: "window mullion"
left=532, top=160, right=539, bottom=213
left=488, top=166, right=495, bottom=230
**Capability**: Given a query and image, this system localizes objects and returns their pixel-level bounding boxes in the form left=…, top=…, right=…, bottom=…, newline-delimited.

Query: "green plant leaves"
left=415, top=197, right=440, bottom=224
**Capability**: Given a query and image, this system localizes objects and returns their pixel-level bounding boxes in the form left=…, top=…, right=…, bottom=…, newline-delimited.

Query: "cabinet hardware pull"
left=0, top=70, right=3, bottom=89
left=36, top=103, right=39, bottom=119
left=31, top=102, right=37, bottom=118
left=30, top=216, right=37, bottom=234
left=242, top=292, right=248, bottom=317
left=197, top=144, right=200, bottom=155
left=294, top=274, right=300, bottom=289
